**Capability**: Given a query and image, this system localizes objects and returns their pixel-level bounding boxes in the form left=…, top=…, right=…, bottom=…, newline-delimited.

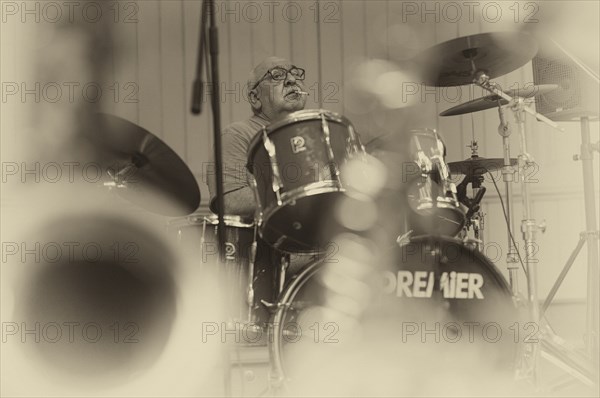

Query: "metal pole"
left=514, top=99, right=542, bottom=383
left=579, top=117, right=599, bottom=366
left=498, top=105, right=520, bottom=295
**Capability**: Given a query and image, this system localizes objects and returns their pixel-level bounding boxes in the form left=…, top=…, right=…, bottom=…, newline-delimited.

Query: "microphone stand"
left=191, top=2, right=231, bottom=397
left=191, top=0, right=226, bottom=265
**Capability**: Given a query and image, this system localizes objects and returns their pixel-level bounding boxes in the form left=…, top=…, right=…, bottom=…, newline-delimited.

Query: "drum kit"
left=88, top=31, right=596, bottom=394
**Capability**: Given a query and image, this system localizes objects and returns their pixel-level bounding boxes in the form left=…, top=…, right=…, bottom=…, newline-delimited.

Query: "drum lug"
left=321, top=113, right=341, bottom=182
left=247, top=174, right=264, bottom=223
left=261, top=127, right=284, bottom=205
left=396, top=230, right=413, bottom=247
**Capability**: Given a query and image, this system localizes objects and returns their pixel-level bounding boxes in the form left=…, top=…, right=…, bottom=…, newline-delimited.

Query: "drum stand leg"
left=535, top=117, right=600, bottom=394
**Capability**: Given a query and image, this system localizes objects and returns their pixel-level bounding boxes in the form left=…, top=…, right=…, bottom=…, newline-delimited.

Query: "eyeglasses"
left=251, top=66, right=305, bottom=91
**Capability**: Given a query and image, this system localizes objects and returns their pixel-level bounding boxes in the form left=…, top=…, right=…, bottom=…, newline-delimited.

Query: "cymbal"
left=412, top=32, right=538, bottom=87
left=86, top=113, right=200, bottom=216
left=449, top=156, right=517, bottom=177
left=440, top=84, right=558, bottom=116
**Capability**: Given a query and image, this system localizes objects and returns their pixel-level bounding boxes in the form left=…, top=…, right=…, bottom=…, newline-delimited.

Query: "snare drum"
left=168, top=214, right=282, bottom=330
left=406, top=129, right=465, bottom=236
left=269, top=235, right=517, bottom=382
left=247, top=109, right=365, bottom=254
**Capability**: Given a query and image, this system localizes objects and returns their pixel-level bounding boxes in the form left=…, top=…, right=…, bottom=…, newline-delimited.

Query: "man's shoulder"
left=224, top=115, right=268, bottom=133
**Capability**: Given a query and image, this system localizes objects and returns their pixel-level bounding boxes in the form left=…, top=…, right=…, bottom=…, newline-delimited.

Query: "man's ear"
left=249, top=90, right=261, bottom=112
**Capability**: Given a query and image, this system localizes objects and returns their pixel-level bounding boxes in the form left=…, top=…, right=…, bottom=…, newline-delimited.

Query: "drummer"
left=207, top=56, right=308, bottom=215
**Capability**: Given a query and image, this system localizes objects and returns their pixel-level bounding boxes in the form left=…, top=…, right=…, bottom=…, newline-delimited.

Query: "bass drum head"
left=269, top=235, right=519, bottom=383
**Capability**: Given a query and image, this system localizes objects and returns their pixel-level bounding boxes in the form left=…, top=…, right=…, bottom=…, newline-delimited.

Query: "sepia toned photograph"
left=1, top=0, right=598, bottom=396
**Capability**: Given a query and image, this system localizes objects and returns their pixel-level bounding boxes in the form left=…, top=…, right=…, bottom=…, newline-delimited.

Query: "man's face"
left=251, top=58, right=307, bottom=121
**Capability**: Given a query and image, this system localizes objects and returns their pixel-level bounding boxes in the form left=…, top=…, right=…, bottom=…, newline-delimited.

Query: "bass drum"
left=269, top=235, right=519, bottom=382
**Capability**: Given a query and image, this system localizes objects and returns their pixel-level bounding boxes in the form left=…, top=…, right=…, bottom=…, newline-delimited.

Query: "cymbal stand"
left=470, top=180, right=485, bottom=252
left=474, top=71, right=564, bottom=132
left=474, top=72, right=562, bottom=385
left=512, top=94, right=542, bottom=319
left=496, top=104, right=520, bottom=297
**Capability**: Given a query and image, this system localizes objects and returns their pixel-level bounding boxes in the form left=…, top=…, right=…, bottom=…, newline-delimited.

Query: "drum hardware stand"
left=474, top=71, right=564, bottom=132
left=489, top=82, right=598, bottom=392
left=475, top=72, right=562, bottom=385
left=535, top=115, right=600, bottom=393
left=495, top=104, right=521, bottom=297
left=455, top=141, right=487, bottom=252
left=507, top=96, right=548, bottom=385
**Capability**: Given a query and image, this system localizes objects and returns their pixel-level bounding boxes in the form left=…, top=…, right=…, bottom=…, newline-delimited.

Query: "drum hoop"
left=415, top=197, right=462, bottom=210
left=268, top=258, right=323, bottom=383
left=246, top=109, right=353, bottom=171
left=409, top=127, right=437, bottom=136
left=366, top=128, right=439, bottom=152
left=167, top=215, right=205, bottom=229
left=202, top=214, right=254, bottom=228
left=266, top=109, right=350, bottom=132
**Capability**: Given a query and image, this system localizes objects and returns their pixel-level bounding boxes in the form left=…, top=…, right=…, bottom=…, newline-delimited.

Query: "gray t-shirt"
left=208, top=113, right=270, bottom=213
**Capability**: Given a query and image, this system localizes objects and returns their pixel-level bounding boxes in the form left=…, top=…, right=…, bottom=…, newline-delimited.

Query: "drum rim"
left=246, top=109, right=354, bottom=171
left=408, top=197, right=466, bottom=236
left=268, top=257, right=323, bottom=383
left=366, top=127, right=440, bottom=152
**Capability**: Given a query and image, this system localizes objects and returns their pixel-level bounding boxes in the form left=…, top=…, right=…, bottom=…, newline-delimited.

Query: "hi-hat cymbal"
left=440, top=84, right=558, bottom=116
left=449, top=156, right=517, bottom=177
left=412, top=32, right=538, bottom=87
left=85, top=113, right=200, bottom=216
